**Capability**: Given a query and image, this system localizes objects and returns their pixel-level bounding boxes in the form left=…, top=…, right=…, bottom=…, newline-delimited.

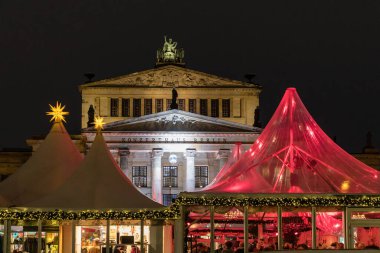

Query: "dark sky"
left=0, top=0, right=379, bottom=153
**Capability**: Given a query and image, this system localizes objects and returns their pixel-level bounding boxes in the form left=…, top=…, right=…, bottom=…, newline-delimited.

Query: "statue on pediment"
left=163, top=36, right=177, bottom=58
left=156, top=36, right=185, bottom=66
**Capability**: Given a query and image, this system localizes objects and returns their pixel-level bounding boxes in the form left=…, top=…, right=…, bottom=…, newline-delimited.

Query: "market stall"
left=174, top=88, right=380, bottom=252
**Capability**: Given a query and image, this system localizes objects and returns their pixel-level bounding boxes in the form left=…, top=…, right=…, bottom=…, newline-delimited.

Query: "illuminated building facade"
left=79, top=38, right=262, bottom=204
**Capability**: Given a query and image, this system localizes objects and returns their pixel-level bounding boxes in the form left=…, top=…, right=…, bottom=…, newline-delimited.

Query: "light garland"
left=1, top=195, right=380, bottom=221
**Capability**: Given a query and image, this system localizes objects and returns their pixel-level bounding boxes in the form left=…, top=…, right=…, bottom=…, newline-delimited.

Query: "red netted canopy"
left=203, top=88, right=380, bottom=193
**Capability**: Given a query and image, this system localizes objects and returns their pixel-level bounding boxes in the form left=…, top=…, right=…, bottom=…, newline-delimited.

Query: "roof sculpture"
left=0, top=104, right=83, bottom=207
left=203, top=88, right=380, bottom=193
left=25, top=128, right=163, bottom=210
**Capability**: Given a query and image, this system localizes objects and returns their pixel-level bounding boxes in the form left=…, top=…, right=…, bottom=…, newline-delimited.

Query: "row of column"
left=119, top=148, right=230, bottom=204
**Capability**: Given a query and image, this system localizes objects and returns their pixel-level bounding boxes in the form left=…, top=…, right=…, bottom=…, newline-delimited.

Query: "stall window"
left=211, top=99, right=219, bottom=117
left=163, top=194, right=177, bottom=206
left=132, top=166, right=147, bottom=187
left=163, top=166, right=178, bottom=187
left=110, top=98, right=119, bottom=117
left=200, top=99, right=208, bottom=116
left=144, top=99, right=152, bottom=115
left=156, top=99, right=163, bottom=113
left=121, top=98, right=130, bottom=117
left=189, top=99, right=196, bottom=113
left=133, top=99, right=141, bottom=117
left=222, top=99, right=231, bottom=117
left=195, top=166, right=208, bottom=188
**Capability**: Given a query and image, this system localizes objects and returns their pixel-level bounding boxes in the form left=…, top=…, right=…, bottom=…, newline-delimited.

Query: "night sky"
left=0, top=1, right=379, bottom=153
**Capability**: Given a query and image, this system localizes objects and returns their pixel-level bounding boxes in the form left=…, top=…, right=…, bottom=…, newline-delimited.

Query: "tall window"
left=163, top=194, right=177, bottom=206
left=178, top=99, right=185, bottom=111
left=163, top=166, right=178, bottom=187
left=121, top=98, right=130, bottom=117
left=189, top=99, right=196, bottom=113
left=156, top=99, right=163, bottom=113
left=211, top=99, right=219, bottom=117
left=166, top=99, right=172, bottom=110
left=133, top=99, right=141, bottom=117
left=222, top=99, right=231, bottom=117
left=110, top=98, right=119, bottom=117
left=200, top=99, right=208, bottom=116
left=195, top=166, right=208, bottom=188
left=144, top=99, right=152, bottom=115
left=132, top=166, right=147, bottom=187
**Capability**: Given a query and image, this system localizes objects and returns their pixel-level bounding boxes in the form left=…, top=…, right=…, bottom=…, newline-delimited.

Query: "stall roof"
left=24, top=132, right=163, bottom=210
left=0, top=122, right=83, bottom=207
left=202, top=88, right=380, bottom=193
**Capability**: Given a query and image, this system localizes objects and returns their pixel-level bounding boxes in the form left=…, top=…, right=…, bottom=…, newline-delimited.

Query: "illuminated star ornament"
left=46, top=102, right=69, bottom=123
left=94, top=116, right=105, bottom=131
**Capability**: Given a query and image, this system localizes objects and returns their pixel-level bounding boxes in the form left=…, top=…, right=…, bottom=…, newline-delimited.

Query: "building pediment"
left=80, top=65, right=260, bottom=89
left=83, top=110, right=261, bottom=133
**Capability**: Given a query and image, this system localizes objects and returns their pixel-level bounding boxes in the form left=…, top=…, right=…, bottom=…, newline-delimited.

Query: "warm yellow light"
left=46, top=102, right=69, bottom=123
left=94, top=116, right=105, bottom=131
left=341, top=180, right=350, bottom=192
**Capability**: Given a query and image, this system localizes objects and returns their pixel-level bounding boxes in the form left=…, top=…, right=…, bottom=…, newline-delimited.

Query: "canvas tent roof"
left=0, top=122, right=83, bottom=207
left=202, top=88, right=380, bottom=193
left=24, top=132, right=163, bottom=210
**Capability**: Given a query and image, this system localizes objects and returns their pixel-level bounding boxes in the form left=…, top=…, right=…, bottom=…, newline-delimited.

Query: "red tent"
left=203, top=88, right=380, bottom=193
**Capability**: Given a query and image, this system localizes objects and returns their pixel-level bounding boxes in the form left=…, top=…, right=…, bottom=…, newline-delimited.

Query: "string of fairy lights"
left=0, top=103, right=378, bottom=221
left=1, top=195, right=380, bottom=220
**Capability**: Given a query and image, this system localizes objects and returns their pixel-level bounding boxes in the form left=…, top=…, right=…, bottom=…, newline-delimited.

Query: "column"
left=311, top=207, right=317, bottom=249
left=244, top=206, right=249, bottom=253
left=174, top=206, right=185, bottom=253
left=184, top=149, right=196, bottom=192
left=277, top=206, right=283, bottom=250
left=119, top=148, right=130, bottom=177
left=152, top=148, right=163, bottom=204
left=37, top=220, right=42, bottom=253
left=150, top=222, right=164, bottom=253
left=217, top=149, right=229, bottom=173
left=210, top=206, right=215, bottom=253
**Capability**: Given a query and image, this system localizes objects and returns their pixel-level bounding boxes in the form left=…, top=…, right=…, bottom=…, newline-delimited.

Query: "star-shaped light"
left=94, top=116, right=105, bottom=131
left=46, top=102, right=69, bottom=123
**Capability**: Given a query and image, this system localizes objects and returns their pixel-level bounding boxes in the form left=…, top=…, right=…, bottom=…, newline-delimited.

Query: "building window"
left=222, top=99, right=231, bottom=117
left=211, top=99, right=219, bottom=117
left=163, top=166, right=178, bottom=187
left=156, top=99, right=163, bottom=113
left=132, top=166, right=147, bottom=187
left=121, top=98, right=130, bottom=117
left=110, top=98, right=119, bottom=117
left=166, top=99, right=172, bottom=110
left=195, top=166, right=208, bottom=188
left=144, top=99, right=152, bottom=115
left=189, top=99, right=196, bottom=113
left=178, top=99, right=185, bottom=111
left=200, top=99, right=208, bottom=116
left=133, top=99, right=141, bottom=117
left=163, top=194, right=177, bottom=206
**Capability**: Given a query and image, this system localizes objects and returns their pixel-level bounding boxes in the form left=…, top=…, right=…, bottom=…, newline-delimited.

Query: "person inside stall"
left=88, top=240, right=101, bottom=253
left=130, top=245, right=140, bottom=253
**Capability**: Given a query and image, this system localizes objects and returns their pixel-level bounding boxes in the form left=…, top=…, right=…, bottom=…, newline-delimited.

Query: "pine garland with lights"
left=0, top=208, right=179, bottom=221
left=173, top=194, right=380, bottom=208
left=1, top=195, right=380, bottom=221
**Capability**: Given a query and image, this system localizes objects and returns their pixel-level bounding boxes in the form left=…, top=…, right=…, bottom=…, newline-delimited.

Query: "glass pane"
left=353, top=227, right=380, bottom=249
left=316, top=208, right=344, bottom=249
left=282, top=207, right=311, bottom=250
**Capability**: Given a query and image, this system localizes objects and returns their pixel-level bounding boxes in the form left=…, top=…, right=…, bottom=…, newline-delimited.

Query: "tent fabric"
left=25, top=132, right=163, bottom=210
left=0, top=122, right=83, bottom=207
left=203, top=88, right=380, bottom=193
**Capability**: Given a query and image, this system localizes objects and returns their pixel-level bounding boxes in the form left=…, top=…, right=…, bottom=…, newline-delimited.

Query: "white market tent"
left=24, top=132, right=163, bottom=210
left=0, top=121, right=83, bottom=207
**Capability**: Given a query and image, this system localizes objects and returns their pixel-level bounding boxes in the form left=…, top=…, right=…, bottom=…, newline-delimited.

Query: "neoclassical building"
left=79, top=38, right=262, bottom=204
